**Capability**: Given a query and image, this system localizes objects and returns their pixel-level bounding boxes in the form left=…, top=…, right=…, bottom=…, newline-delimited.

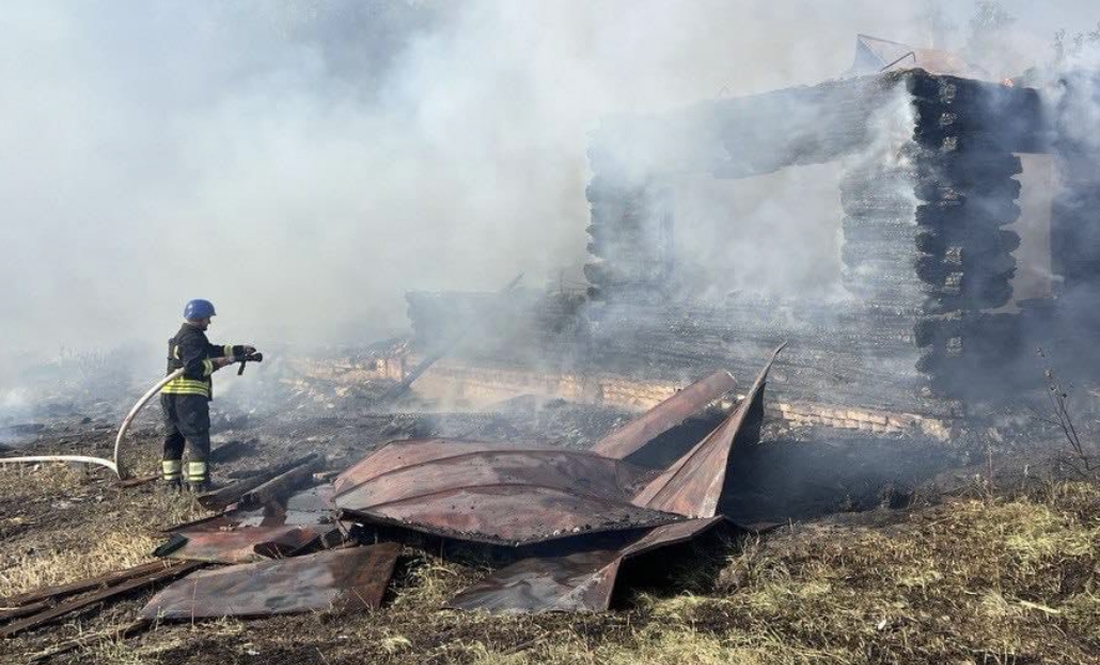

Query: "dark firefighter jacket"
left=163, top=323, right=246, bottom=400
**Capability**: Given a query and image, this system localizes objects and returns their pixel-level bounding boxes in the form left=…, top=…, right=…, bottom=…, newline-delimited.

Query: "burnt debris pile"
left=0, top=356, right=781, bottom=640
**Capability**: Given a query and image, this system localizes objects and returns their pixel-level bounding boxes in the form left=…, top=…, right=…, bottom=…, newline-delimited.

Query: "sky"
left=1, top=0, right=1098, bottom=391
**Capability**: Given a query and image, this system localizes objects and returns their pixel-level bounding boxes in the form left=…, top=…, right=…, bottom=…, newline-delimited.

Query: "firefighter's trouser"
left=160, top=393, right=211, bottom=485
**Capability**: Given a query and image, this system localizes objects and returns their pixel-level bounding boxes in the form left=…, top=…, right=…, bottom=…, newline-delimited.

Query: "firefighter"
left=161, top=299, right=257, bottom=491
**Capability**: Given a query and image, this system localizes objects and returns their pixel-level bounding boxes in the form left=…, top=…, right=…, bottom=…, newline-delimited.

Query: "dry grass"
left=3, top=461, right=1100, bottom=665
left=457, top=483, right=1100, bottom=665
left=0, top=462, right=206, bottom=599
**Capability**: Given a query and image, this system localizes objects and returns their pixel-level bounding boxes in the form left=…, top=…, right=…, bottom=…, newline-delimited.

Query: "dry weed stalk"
left=1036, top=349, right=1096, bottom=480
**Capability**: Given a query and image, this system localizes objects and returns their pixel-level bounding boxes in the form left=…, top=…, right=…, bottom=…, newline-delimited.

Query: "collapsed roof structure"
left=0, top=353, right=778, bottom=635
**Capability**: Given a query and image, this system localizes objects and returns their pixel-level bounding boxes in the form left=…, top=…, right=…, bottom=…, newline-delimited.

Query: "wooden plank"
left=0, top=600, right=50, bottom=622
left=0, top=560, right=172, bottom=608
left=238, top=457, right=326, bottom=511
left=0, top=561, right=202, bottom=638
left=196, top=453, right=318, bottom=511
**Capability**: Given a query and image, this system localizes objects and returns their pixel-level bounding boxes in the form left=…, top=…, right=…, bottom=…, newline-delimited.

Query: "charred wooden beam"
left=0, top=600, right=50, bottom=622
left=197, top=453, right=320, bottom=511
left=0, top=561, right=202, bottom=638
left=0, top=559, right=175, bottom=609
left=237, top=456, right=326, bottom=511
left=384, top=273, right=525, bottom=403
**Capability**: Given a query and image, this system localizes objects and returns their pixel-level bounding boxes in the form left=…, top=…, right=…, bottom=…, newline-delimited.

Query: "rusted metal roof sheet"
left=619, top=516, right=725, bottom=557
left=632, top=348, right=779, bottom=517
left=158, top=483, right=339, bottom=564
left=169, top=484, right=336, bottom=533
left=268, top=483, right=336, bottom=525
left=334, top=440, right=672, bottom=545
left=160, top=525, right=325, bottom=564
left=336, top=439, right=546, bottom=494
left=340, top=483, right=680, bottom=546
left=592, top=371, right=736, bottom=460
left=336, top=443, right=648, bottom=506
left=446, top=517, right=724, bottom=613
left=337, top=351, right=778, bottom=549
left=139, top=543, right=401, bottom=620
left=447, top=550, right=622, bottom=613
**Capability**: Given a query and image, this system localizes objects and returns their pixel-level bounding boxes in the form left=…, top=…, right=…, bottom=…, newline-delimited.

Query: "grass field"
left=2, top=450, right=1099, bottom=665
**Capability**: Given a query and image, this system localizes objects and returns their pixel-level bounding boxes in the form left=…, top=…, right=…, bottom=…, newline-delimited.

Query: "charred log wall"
left=584, top=70, right=1048, bottom=405
left=840, top=73, right=1041, bottom=399
left=403, top=71, right=1056, bottom=418
left=585, top=73, right=908, bottom=301
left=584, top=182, right=674, bottom=299
left=405, top=292, right=955, bottom=417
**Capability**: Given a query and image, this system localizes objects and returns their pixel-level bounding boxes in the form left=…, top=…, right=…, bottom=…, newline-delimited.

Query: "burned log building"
left=398, top=65, right=1100, bottom=435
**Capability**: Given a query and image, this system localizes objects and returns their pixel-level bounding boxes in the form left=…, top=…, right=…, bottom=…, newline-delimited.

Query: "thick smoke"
left=1, top=1, right=1097, bottom=404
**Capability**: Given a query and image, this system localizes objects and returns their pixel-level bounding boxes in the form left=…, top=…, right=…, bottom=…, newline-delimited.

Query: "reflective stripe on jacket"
left=163, top=323, right=243, bottom=400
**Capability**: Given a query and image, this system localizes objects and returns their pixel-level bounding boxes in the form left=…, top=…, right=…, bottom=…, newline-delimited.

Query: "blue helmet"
left=183, top=299, right=217, bottom=320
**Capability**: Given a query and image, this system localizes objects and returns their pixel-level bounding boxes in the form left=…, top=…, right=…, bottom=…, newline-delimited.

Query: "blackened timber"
left=0, top=560, right=176, bottom=609
left=406, top=294, right=956, bottom=416
left=196, top=453, right=320, bottom=511
left=385, top=274, right=525, bottom=403
left=0, top=562, right=202, bottom=638
left=0, top=600, right=51, bottom=622
left=238, top=456, right=326, bottom=511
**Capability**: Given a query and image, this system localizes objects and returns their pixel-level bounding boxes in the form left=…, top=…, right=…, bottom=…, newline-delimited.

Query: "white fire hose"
left=1, top=351, right=261, bottom=481
left=0, top=369, right=186, bottom=480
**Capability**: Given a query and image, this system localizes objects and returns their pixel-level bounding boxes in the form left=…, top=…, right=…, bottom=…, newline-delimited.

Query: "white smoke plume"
left=0, top=1, right=1096, bottom=400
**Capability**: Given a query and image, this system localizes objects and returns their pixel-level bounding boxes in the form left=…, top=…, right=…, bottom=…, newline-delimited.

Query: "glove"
left=230, top=346, right=257, bottom=362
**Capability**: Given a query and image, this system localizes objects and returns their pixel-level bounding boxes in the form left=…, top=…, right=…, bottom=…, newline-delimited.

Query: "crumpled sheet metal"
left=161, top=484, right=338, bottom=564
left=592, top=371, right=737, bottom=460
left=162, top=525, right=325, bottom=564
left=169, top=484, right=336, bottom=533
left=333, top=439, right=632, bottom=494
left=446, top=550, right=622, bottom=613
left=334, top=441, right=675, bottom=546
left=632, top=349, right=778, bottom=518
left=140, top=543, right=401, bottom=620
left=340, top=483, right=681, bottom=546
left=336, top=439, right=512, bottom=494
left=336, top=445, right=644, bottom=506
left=268, top=483, right=336, bottom=526
left=446, top=517, right=724, bottom=613
left=618, top=515, right=725, bottom=557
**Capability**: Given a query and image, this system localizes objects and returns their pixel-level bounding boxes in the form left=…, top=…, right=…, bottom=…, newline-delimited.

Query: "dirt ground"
left=1, top=376, right=1099, bottom=665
